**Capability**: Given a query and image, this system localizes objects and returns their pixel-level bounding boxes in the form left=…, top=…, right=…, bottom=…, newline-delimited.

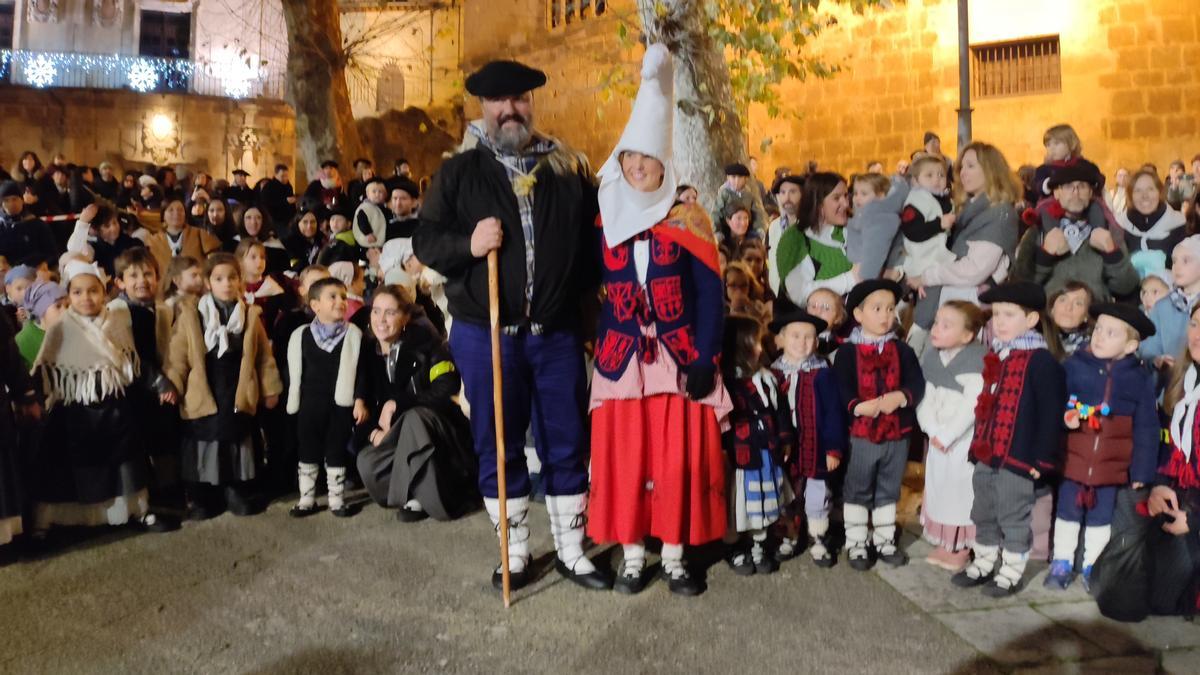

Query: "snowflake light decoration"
left=127, top=60, right=157, bottom=92
left=26, top=55, right=56, bottom=88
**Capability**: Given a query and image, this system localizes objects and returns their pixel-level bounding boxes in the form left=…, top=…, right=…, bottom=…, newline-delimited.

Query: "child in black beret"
left=832, top=279, right=925, bottom=570
left=954, top=281, right=1066, bottom=597
left=1044, top=303, right=1159, bottom=592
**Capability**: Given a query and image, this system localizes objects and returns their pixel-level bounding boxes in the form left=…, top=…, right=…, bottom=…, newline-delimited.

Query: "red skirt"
left=587, top=393, right=726, bottom=546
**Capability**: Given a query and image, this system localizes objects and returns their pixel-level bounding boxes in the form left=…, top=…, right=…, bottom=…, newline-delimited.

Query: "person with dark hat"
left=832, top=279, right=924, bottom=571
left=225, top=169, right=256, bottom=206
left=303, top=160, right=346, bottom=210
left=1013, top=157, right=1138, bottom=303
left=767, top=174, right=804, bottom=295
left=0, top=180, right=57, bottom=270
left=711, top=161, right=767, bottom=234
left=414, top=55, right=601, bottom=593
left=953, top=281, right=1066, bottom=597
left=385, top=179, right=421, bottom=243
left=769, top=300, right=846, bottom=566
left=1044, top=302, right=1159, bottom=592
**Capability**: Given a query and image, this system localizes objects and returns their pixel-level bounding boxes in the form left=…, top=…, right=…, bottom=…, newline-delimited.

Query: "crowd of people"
left=0, top=45, right=1198, bottom=620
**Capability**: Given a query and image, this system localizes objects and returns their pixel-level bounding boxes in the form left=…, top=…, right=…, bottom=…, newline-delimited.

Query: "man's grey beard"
left=488, top=117, right=534, bottom=155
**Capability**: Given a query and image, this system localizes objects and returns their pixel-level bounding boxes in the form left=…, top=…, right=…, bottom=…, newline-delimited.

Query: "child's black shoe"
left=660, top=565, right=704, bottom=596
left=727, top=549, right=756, bottom=576
left=289, top=503, right=320, bottom=518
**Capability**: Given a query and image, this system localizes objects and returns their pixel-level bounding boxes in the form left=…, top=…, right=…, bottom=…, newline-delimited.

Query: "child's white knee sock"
left=1082, top=525, right=1111, bottom=568
left=809, top=517, right=830, bottom=560
left=1052, top=518, right=1081, bottom=562
left=661, top=543, right=685, bottom=575
left=995, top=549, right=1028, bottom=590
left=871, top=503, right=898, bottom=554
left=621, top=543, right=646, bottom=576
left=964, top=543, right=999, bottom=580
left=844, top=503, right=870, bottom=555
left=326, top=465, right=346, bottom=510
left=296, top=462, right=319, bottom=509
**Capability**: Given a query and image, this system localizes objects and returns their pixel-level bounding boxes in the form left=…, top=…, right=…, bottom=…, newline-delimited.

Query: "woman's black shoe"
left=613, top=565, right=650, bottom=595
left=727, top=550, right=756, bottom=576
left=395, top=507, right=428, bottom=523
left=660, top=566, right=705, bottom=596
left=555, top=559, right=613, bottom=590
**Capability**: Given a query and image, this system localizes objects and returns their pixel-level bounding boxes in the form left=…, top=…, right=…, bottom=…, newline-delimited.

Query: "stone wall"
left=460, top=0, right=1200, bottom=183
left=0, top=86, right=296, bottom=180
left=750, top=0, right=1200, bottom=180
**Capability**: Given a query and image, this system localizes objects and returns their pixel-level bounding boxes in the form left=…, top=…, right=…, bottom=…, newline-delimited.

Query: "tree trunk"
left=280, top=0, right=365, bottom=180
left=636, top=0, right=757, bottom=217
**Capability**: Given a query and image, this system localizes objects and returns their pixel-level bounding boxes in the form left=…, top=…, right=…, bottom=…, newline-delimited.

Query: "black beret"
left=0, top=181, right=21, bottom=199
left=846, top=279, right=904, bottom=314
left=1048, top=161, right=1103, bottom=190
left=320, top=160, right=340, bottom=169
left=772, top=174, right=804, bottom=194
left=724, top=163, right=750, bottom=177
left=979, top=281, right=1046, bottom=312
left=1089, top=302, right=1156, bottom=339
left=390, top=178, right=420, bottom=199
left=232, top=169, right=250, bottom=177
left=769, top=306, right=828, bottom=336
left=465, top=60, right=547, bottom=98
left=364, top=177, right=388, bottom=189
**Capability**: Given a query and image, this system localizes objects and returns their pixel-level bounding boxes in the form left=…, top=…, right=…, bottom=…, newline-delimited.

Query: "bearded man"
left=413, top=60, right=608, bottom=592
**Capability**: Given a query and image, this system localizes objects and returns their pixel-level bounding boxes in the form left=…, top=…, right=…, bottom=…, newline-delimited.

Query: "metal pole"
left=956, top=0, right=972, bottom=152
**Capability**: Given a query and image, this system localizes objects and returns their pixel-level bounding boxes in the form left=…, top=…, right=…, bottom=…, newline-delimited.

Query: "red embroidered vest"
left=850, top=342, right=904, bottom=443
left=971, top=350, right=1034, bottom=465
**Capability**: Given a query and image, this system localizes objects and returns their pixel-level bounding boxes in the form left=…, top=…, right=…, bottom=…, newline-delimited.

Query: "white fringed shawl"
left=33, top=304, right=139, bottom=410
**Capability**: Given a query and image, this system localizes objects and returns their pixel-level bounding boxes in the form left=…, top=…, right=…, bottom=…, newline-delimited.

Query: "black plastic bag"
left=1091, top=488, right=1152, bottom=622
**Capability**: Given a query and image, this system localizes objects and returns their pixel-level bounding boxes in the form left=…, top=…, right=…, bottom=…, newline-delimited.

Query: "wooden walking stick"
left=487, top=249, right=512, bottom=608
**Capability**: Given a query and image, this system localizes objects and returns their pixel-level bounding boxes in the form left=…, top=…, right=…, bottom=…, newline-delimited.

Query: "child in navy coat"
left=954, top=282, right=1066, bottom=597
left=1045, top=303, right=1159, bottom=591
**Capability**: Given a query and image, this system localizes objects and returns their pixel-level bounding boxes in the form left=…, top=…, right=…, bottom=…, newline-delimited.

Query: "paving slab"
left=935, top=605, right=1107, bottom=667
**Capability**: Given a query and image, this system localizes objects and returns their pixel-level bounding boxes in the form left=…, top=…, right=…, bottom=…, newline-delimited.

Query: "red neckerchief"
left=971, top=350, right=1034, bottom=464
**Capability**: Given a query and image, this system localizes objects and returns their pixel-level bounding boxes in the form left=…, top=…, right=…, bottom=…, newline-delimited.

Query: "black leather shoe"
left=131, top=513, right=180, bottom=533
left=613, top=565, right=650, bottom=595
left=660, top=566, right=705, bottom=596
left=847, top=549, right=874, bottom=571
left=491, top=566, right=532, bottom=591
left=395, top=507, right=428, bottom=523
left=981, top=579, right=1020, bottom=598
left=951, top=569, right=992, bottom=588
left=754, top=554, right=780, bottom=575
left=879, top=548, right=909, bottom=567
left=556, top=559, right=613, bottom=590
left=727, top=550, right=756, bottom=576
left=225, top=486, right=263, bottom=517
left=330, top=504, right=357, bottom=518
left=289, top=503, right=320, bottom=518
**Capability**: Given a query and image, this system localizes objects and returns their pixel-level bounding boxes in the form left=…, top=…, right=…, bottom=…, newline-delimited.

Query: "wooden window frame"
left=970, top=35, right=1062, bottom=100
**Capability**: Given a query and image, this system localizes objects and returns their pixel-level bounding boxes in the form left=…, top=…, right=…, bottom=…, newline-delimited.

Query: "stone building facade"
left=460, top=0, right=1200, bottom=182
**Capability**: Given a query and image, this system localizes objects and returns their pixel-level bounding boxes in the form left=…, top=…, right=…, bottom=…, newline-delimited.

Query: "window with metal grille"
left=970, top=35, right=1061, bottom=99
left=549, top=0, right=605, bottom=29
left=0, top=1, right=11, bottom=83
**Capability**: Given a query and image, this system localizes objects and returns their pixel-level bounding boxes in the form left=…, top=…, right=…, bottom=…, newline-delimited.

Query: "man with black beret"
left=1013, top=159, right=1138, bottom=303
left=767, top=174, right=805, bottom=295
left=225, top=168, right=256, bottom=206
left=711, top=160, right=767, bottom=235
left=1044, top=301, right=1159, bottom=592
left=414, top=58, right=603, bottom=592
left=833, top=278, right=924, bottom=571
left=0, top=180, right=57, bottom=270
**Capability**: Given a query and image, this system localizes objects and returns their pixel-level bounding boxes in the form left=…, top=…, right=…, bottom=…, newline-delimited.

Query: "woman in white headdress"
left=586, top=43, right=732, bottom=597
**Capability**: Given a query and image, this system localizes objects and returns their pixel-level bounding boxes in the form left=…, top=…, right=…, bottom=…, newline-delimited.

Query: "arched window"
left=376, top=63, right=406, bottom=113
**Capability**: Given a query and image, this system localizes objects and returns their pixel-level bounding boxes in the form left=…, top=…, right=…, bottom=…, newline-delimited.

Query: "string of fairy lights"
left=0, top=49, right=267, bottom=98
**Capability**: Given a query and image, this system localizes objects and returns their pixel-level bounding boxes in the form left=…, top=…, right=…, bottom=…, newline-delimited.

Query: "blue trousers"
left=1056, top=480, right=1118, bottom=526
left=449, top=321, right=588, bottom=499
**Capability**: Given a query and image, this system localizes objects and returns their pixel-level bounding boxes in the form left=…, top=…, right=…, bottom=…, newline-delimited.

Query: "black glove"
left=685, top=365, right=716, bottom=401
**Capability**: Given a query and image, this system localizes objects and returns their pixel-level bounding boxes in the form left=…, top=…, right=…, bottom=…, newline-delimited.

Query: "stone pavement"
left=880, top=465, right=1200, bottom=674
left=2, top=466, right=1199, bottom=673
